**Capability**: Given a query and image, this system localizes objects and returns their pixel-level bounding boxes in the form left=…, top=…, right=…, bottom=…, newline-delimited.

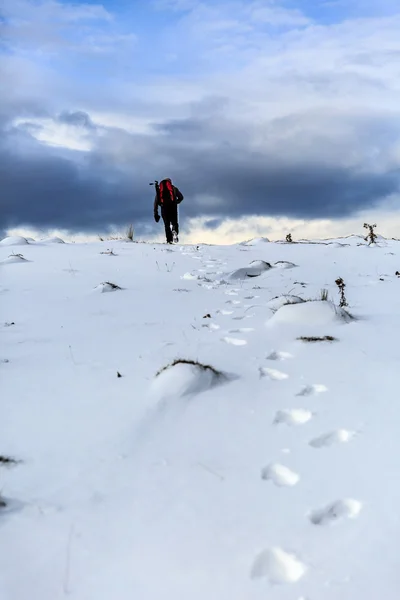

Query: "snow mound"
left=93, top=282, right=122, bottom=293
left=181, top=272, right=199, bottom=281
left=267, top=300, right=351, bottom=326
left=266, top=295, right=305, bottom=312
left=0, top=236, right=29, bottom=246
left=251, top=547, right=307, bottom=583
left=228, top=260, right=272, bottom=280
left=1, top=254, right=29, bottom=265
left=274, top=261, right=297, bottom=269
left=241, top=237, right=270, bottom=246
left=151, top=360, right=230, bottom=399
left=42, top=237, right=65, bottom=244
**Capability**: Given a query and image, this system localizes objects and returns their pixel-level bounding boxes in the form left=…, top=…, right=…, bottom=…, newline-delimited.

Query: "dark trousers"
left=161, top=203, right=179, bottom=243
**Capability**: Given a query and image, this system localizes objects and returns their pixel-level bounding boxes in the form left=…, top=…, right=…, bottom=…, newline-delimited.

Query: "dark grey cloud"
left=57, top=111, right=96, bottom=130
left=0, top=108, right=399, bottom=236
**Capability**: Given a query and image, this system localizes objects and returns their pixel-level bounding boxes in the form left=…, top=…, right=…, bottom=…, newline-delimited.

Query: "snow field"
left=1, top=235, right=400, bottom=599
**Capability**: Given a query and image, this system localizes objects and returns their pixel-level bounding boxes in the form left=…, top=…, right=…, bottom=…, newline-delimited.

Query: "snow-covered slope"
left=1, top=236, right=400, bottom=599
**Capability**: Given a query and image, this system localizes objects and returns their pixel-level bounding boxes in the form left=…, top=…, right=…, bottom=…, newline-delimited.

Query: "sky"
left=1, top=0, right=400, bottom=243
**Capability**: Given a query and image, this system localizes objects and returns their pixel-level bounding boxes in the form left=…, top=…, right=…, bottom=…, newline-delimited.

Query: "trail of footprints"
left=257, top=348, right=361, bottom=585
left=186, top=247, right=362, bottom=588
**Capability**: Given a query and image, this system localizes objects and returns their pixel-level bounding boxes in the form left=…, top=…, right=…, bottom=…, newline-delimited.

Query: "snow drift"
left=151, top=360, right=230, bottom=400
left=267, top=300, right=352, bottom=327
left=1, top=254, right=29, bottom=265
left=0, top=236, right=29, bottom=246
left=228, top=259, right=272, bottom=280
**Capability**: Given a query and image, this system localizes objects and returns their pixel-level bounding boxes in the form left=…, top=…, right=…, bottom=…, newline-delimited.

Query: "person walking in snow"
left=153, top=178, right=184, bottom=244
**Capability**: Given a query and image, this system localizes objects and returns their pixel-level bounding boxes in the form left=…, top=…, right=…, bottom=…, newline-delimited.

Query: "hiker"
left=153, top=178, right=184, bottom=243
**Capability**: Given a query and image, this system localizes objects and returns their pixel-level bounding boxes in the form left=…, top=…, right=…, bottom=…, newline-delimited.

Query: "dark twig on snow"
left=297, top=336, right=338, bottom=343
left=0, top=455, right=20, bottom=466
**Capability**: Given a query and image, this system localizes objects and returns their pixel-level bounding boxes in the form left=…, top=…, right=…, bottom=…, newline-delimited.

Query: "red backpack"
left=158, top=179, right=175, bottom=204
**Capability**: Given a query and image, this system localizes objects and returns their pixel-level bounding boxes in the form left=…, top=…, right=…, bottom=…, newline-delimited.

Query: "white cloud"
left=3, top=0, right=400, bottom=239
left=1, top=0, right=134, bottom=54
left=184, top=199, right=400, bottom=245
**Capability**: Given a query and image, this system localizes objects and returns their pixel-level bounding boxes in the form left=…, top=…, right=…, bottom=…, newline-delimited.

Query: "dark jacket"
left=154, top=184, right=184, bottom=215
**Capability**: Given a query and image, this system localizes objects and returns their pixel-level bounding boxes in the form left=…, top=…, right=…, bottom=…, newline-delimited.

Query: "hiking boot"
left=172, top=230, right=179, bottom=243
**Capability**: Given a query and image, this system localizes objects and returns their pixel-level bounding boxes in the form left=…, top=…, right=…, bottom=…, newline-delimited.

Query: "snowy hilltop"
left=1, top=233, right=399, bottom=600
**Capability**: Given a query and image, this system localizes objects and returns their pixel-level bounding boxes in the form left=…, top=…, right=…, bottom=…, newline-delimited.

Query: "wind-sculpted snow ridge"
left=0, top=236, right=30, bottom=246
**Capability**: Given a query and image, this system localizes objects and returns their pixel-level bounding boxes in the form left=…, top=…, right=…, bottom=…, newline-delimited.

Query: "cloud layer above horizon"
left=1, top=0, right=400, bottom=241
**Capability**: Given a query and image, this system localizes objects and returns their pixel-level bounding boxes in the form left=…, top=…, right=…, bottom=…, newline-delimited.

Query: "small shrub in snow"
left=100, top=249, right=117, bottom=256
left=363, top=223, right=378, bottom=245
left=335, top=277, right=348, bottom=307
left=126, top=224, right=134, bottom=241
left=286, top=233, right=293, bottom=243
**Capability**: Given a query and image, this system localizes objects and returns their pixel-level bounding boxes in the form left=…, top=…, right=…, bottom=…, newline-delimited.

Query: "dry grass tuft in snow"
left=266, top=295, right=305, bottom=312
left=156, top=358, right=222, bottom=378
left=0, top=455, right=20, bottom=466
left=126, top=224, right=134, bottom=242
left=297, top=335, right=338, bottom=343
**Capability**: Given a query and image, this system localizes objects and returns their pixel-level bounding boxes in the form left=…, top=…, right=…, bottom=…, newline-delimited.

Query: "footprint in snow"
left=202, top=322, right=221, bottom=332
left=225, top=290, right=240, bottom=296
left=309, top=429, right=355, bottom=448
left=251, top=546, right=307, bottom=583
left=261, top=463, right=300, bottom=487
left=232, top=315, right=254, bottom=321
left=259, top=367, right=289, bottom=380
left=228, top=327, right=254, bottom=334
left=296, top=383, right=327, bottom=396
left=218, top=309, right=234, bottom=315
left=222, top=336, right=248, bottom=346
left=267, top=350, right=294, bottom=361
left=309, top=499, right=362, bottom=525
left=274, top=409, right=313, bottom=426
